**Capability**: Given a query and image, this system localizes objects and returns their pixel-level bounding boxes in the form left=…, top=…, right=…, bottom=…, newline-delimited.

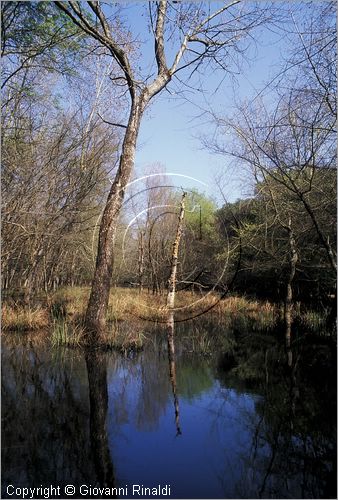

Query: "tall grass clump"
left=2, top=304, right=49, bottom=331
left=50, top=286, right=89, bottom=321
left=101, top=320, right=148, bottom=353
left=107, top=287, right=168, bottom=322
left=51, top=319, right=84, bottom=346
left=197, top=295, right=278, bottom=331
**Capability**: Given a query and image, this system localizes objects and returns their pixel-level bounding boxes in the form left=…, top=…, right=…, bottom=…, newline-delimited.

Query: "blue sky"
left=105, top=2, right=294, bottom=205
left=135, top=39, right=284, bottom=204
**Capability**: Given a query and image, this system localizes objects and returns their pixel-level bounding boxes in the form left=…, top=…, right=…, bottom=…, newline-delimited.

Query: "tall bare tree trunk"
left=138, top=230, right=145, bottom=293
left=54, top=0, right=263, bottom=341
left=85, top=83, right=170, bottom=338
left=167, top=192, right=186, bottom=309
left=284, top=219, right=298, bottom=364
left=85, top=100, right=144, bottom=337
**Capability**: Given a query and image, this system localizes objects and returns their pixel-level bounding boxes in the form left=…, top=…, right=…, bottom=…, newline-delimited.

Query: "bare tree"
left=211, top=93, right=336, bottom=271
left=1, top=49, right=120, bottom=300
left=284, top=219, right=298, bottom=349
left=54, top=0, right=272, bottom=339
left=206, top=2, right=336, bottom=275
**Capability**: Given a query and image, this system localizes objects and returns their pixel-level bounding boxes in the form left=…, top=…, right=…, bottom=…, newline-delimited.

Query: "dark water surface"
left=2, top=328, right=336, bottom=499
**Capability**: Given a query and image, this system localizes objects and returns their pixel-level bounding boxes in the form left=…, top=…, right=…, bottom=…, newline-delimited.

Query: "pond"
left=1, top=325, right=336, bottom=499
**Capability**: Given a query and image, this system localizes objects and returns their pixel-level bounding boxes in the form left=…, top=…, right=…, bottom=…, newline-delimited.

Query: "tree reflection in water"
left=167, top=312, right=182, bottom=436
left=216, top=335, right=336, bottom=499
left=2, top=337, right=95, bottom=493
left=2, top=337, right=116, bottom=496
left=85, top=350, right=115, bottom=491
left=2, top=327, right=335, bottom=499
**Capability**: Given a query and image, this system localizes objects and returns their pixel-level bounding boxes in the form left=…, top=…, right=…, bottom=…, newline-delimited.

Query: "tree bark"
left=138, top=230, right=145, bottom=293
left=167, top=192, right=186, bottom=309
left=284, top=219, right=298, bottom=359
left=85, top=98, right=145, bottom=337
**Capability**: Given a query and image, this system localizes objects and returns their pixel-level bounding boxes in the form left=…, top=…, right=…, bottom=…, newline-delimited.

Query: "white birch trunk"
left=167, top=192, right=186, bottom=309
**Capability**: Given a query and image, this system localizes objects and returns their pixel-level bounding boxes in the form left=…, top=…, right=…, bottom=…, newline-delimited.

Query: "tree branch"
left=154, top=0, right=168, bottom=76
left=55, top=1, right=136, bottom=99
left=97, top=112, right=127, bottom=129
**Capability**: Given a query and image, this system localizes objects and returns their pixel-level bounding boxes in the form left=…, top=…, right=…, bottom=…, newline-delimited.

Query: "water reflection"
left=85, top=351, right=115, bottom=491
left=167, top=312, right=182, bottom=436
left=2, top=339, right=95, bottom=494
left=2, top=327, right=336, bottom=499
left=216, top=335, right=336, bottom=499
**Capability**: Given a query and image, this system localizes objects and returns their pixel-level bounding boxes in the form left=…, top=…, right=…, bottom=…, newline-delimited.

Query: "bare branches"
left=2, top=57, right=121, bottom=293
left=1, top=2, right=82, bottom=89
left=290, top=9, right=336, bottom=117
left=202, top=3, right=336, bottom=280
left=4, top=0, right=281, bottom=331
left=55, top=1, right=136, bottom=99
left=87, top=1, right=111, bottom=39
left=208, top=92, right=336, bottom=272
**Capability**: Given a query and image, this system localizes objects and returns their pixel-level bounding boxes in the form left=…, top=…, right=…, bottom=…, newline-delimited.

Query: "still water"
left=2, top=327, right=336, bottom=499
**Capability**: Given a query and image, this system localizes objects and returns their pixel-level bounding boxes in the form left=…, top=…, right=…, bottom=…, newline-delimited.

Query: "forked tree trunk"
left=167, top=192, right=186, bottom=309
left=84, top=75, right=172, bottom=339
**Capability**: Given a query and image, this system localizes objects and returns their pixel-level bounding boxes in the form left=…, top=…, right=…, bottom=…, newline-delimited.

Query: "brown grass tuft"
left=2, top=304, right=49, bottom=331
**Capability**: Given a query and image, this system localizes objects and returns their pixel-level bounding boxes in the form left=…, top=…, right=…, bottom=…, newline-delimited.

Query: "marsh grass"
left=166, top=292, right=278, bottom=329
left=100, top=320, right=149, bottom=352
left=51, top=287, right=89, bottom=319
left=2, top=304, right=49, bottom=331
left=2, top=287, right=332, bottom=350
left=187, top=330, right=212, bottom=355
left=106, top=289, right=279, bottom=329
left=51, top=319, right=85, bottom=347
left=1, top=288, right=280, bottom=335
